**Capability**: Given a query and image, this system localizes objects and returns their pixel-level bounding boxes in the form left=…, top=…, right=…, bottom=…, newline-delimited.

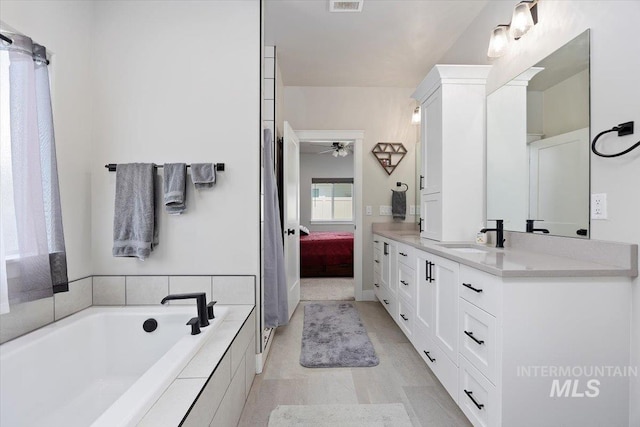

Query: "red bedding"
left=300, top=232, right=354, bottom=277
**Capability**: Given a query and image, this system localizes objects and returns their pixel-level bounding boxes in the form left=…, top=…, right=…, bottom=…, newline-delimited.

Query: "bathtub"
left=0, top=305, right=228, bottom=427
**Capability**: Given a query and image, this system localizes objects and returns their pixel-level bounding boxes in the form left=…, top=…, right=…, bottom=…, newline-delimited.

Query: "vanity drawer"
left=373, top=272, right=383, bottom=298
left=414, top=322, right=458, bottom=402
left=396, top=243, right=416, bottom=269
left=397, top=298, right=414, bottom=340
left=377, top=286, right=397, bottom=320
left=459, top=265, right=500, bottom=316
left=458, top=355, right=498, bottom=427
left=459, top=299, right=497, bottom=384
left=397, top=262, right=416, bottom=302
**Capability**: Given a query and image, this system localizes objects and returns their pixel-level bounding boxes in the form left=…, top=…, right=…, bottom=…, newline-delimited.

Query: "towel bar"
left=105, top=163, right=225, bottom=172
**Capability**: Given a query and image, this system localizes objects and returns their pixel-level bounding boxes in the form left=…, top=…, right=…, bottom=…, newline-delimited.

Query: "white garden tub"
left=0, top=305, right=227, bottom=427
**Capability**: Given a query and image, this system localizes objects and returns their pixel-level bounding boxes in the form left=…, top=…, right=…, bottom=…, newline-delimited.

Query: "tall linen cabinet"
left=413, top=65, right=491, bottom=241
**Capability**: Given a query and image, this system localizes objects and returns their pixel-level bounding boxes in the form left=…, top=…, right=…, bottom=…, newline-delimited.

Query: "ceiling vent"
left=329, top=0, right=363, bottom=13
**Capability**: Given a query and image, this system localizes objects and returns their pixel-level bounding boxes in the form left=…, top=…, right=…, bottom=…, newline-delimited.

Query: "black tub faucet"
left=161, top=293, right=210, bottom=327
left=480, top=219, right=505, bottom=248
left=526, top=219, right=550, bottom=234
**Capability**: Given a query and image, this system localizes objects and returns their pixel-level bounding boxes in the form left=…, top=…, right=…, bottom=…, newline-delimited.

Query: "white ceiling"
left=264, top=0, right=488, bottom=87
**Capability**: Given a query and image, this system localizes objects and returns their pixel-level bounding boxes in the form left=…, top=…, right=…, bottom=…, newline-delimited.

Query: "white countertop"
left=374, top=230, right=637, bottom=278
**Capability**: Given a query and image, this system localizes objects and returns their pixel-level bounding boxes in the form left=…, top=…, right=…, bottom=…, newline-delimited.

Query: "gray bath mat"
left=300, top=303, right=379, bottom=368
left=268, top=404, right=412, bottom=426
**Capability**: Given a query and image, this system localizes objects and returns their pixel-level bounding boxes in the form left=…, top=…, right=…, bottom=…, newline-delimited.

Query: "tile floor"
left=238, top=299, right=471, bottom=426
left=300, top=277, right=355, bottom=301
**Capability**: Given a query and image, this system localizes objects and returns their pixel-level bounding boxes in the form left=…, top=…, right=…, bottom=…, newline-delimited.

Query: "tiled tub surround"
left=0, top=304, right=255, bottom=427
left=0, top=275, right=256, bottom=344
left=372, top=225, right=636, bottom=426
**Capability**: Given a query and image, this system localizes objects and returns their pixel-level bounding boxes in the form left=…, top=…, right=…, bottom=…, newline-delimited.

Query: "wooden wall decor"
left=371, top=142, right=407, bottom=175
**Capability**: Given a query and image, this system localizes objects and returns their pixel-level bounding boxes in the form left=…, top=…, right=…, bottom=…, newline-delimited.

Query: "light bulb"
left=510, top=2, right=534, bottom=39
left=339, top=148, right=348, bottom=157
left=411, top=106, right=421, bottom=125
left=332, top=150, right=339, bottom=157
left=487, top=25, right=509, bottom=58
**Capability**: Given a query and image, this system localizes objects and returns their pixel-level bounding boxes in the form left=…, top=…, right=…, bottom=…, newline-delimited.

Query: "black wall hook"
left=591, top=121, right=639, bottom=158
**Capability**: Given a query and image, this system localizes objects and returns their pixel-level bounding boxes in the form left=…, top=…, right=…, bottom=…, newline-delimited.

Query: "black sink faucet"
left=161, top=293, right=210, bottom=328
left=480, top=219, right=505, bottom=248
left=526, top=219, right=550, bottom=234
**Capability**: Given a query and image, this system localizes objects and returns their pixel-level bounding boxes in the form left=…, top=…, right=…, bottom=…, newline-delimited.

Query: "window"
left=311, top=178, right=353, bottom=222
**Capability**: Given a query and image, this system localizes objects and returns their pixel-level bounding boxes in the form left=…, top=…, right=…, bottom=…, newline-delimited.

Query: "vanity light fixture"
left=487, top=0, right=539, bottom=58
left=411, top=106, right=421, bottom=125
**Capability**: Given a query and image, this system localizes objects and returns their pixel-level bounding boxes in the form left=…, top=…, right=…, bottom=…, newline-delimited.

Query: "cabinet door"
left=421, top=88, right=443, bottom=194
left=432, top=254, right=459, bottom=364
left=381, top=239, right=397, bottom=295
left=415, top=255, right=435, bottom=337
left=420, top=192, right=442, bottom=241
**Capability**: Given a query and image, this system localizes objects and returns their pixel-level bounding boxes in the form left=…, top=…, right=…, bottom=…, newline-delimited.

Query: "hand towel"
left=190, top=163, right=216, bottom=189
left=112, top=163, right=158, bottom=260
left=163, top=163, right=186, bottom=215
left=391, top=189, right=406, bottom=220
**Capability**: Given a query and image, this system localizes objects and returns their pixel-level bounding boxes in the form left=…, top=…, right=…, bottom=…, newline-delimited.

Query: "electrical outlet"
left=591, top=193, right=607, bottom=220
left=379, top=205, right=392, bottom=216
left=409, top=205, right=416, bottom=215
left=366, top=205, right=373, bottom=216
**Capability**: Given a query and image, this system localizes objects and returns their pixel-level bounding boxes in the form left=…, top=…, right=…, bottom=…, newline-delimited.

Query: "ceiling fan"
left=315, top=141, right=352, bottom=157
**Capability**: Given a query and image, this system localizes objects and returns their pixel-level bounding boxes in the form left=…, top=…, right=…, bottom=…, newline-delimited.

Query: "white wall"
left=299, top=152, right=354, bottom=232
left=284, top=87, right=418, bottom=291
left=90, top=1, right=260, bottom=276
left=542, top=68, right=590, bottom=138
left=440, top=1, right=640, bottom=424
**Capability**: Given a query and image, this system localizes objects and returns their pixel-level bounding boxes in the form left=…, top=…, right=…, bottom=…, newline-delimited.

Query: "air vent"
left=329, top=0, right=363, bottom=12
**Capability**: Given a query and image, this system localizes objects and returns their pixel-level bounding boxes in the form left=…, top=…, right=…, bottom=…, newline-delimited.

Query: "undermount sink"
left=437, top=243, right=489, bottom=254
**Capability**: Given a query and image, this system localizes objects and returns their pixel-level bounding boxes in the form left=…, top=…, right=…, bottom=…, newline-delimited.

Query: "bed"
left=300, top=231, right=354, bottom=278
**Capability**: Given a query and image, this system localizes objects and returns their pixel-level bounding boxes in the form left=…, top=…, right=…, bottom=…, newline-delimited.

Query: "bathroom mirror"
left=486, top=30, right=590, bottom=238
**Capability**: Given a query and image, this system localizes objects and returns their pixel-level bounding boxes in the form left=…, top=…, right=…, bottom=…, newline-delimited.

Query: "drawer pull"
left=400, top=280, right=409, bottom=286
left=374, top=240, right=380, bottom=243
left=428, top=261, right=434, bottom=283
left=464, top=389, right=485, bottom=410
left=384, top=242, right=389, bottom=255
left=464, top=330, right=485, bottom=345
left=383, top=299, right=389, bottom=305
left=374, top=283, right=380, bottom=288
left=374, top=260, right=380, bottom=264
left=400, top=314, right=408, bottom=321
left=399, top=252, right=408, bottom=257
left=423, top=350, right=436, bottom=363
left=462, top=282, right=483, bottom=293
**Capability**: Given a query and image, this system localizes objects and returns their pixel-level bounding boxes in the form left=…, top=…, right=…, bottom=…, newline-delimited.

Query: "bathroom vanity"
left=372, top=227, right=637, bottom=427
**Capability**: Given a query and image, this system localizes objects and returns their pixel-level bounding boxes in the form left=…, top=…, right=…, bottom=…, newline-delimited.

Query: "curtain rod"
left=0, top=33, right=13, bottom=45
left=105, top=163, right=225, bottom=172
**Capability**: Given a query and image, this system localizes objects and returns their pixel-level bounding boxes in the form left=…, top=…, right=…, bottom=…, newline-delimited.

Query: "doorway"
left=296, top=130, right=369, bottom=301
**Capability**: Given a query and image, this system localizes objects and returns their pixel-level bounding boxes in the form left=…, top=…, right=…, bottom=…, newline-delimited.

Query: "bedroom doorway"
left=295, top=130, right=364, bottom=301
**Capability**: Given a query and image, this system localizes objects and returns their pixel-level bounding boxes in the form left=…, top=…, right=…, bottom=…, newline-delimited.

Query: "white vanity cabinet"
left=412, top=65, right=491, bottom=241
left=372, top=232, right=633, bottom=427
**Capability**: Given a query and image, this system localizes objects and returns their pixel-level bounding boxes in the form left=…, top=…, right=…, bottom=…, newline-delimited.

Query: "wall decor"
left=371, top=142, right=407, bottom=175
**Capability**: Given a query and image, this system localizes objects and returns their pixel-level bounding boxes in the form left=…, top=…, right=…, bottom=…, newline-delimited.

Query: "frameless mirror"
left=486, top=30, right=590, bottom=238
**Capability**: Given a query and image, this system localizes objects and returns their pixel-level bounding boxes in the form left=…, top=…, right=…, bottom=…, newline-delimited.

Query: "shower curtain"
left=0, top=33, right=68, bottom=313
left=263, top=129, right=288, bottom=328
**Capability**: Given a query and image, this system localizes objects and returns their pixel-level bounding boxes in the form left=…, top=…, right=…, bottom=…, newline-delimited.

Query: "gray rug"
left=300, top=303, right=379, bottom=368
left=268, top=404, right=412, bottom=426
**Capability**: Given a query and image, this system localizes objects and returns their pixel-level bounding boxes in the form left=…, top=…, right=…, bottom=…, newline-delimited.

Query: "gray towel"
left=392, top=190, right=406, bottom=220
left=191, top=163, right=216, bottom=189
left=163, top=163, right=186, bottom=215
left=113, top=163, right=158, bottom=260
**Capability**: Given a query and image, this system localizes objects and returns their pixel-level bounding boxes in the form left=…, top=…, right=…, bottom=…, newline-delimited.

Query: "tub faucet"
left=480, top=219, right=505, bottom=248
left=161, top=293, right=210, bottom=327
left=526, top=219, right=550, bottom=234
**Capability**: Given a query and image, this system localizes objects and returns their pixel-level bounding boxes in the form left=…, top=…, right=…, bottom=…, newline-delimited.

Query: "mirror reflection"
left=486, top=30, right=590, bottom=238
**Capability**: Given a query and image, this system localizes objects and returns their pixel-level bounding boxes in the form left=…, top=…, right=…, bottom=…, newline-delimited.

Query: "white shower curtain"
left=0, top=33, right=68, bottom=313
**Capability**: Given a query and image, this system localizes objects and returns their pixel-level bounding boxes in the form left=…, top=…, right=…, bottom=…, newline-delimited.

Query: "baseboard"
left=360, top=290, right=376, bottom=301
left=256, top=327, right=275, bottom=374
